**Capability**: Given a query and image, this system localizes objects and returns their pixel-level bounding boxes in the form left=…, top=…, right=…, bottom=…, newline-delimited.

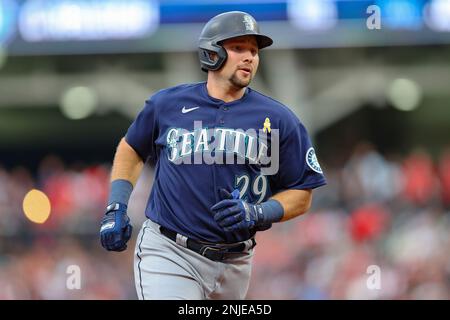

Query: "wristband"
left=257, top=199, right=284, bottom=225
left=108, top=179, right=133, bottom=206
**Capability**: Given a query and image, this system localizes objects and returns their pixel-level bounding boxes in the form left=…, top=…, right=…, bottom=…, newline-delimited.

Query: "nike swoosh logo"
left=182, top=106, right=200, bottom=114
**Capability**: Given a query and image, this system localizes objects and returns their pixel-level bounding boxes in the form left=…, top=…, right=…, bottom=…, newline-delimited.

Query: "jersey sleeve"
left=125, top=98, right=159, bottom=162
left=270, top=121, right=327, bottom=194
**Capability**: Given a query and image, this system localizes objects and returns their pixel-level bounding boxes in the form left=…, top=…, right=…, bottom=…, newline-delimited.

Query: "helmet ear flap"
left=199, top=45, right=228, bottom=72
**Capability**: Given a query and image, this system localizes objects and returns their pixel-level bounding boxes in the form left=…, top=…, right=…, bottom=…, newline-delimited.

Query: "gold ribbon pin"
left=263, top=117, right=271, bottom=133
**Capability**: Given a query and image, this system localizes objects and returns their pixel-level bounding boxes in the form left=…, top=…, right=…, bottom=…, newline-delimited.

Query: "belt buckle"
left=200, top=246, right=226, bottom=261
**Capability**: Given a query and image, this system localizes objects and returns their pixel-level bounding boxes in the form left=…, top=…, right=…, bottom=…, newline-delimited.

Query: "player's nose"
left=242, top=51, right=254, bottom=63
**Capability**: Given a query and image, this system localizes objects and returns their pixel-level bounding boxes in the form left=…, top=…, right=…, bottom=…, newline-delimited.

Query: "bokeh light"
left=386, top=78, right=423, bottom=111
left=60, top=86, right=98, bottom=120
left=22, top=189, right=51, bottom=224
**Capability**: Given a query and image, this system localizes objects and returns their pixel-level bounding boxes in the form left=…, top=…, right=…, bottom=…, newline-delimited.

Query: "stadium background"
left=0, top=0, right=449, bottom=299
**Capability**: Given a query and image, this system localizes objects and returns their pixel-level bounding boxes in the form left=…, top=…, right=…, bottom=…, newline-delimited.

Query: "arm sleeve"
left=270, top=121, right=327, bottom=194
left=124, top=98, right=159, bottom=162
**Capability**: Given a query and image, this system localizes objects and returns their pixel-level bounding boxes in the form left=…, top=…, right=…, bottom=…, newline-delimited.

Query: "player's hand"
left=100, top=202, right=133, bottom=252
left=211, top=189, right=262, bottom=232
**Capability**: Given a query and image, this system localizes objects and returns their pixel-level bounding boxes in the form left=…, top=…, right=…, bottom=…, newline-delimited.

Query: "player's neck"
left=206, top=78, right=246, bottom=103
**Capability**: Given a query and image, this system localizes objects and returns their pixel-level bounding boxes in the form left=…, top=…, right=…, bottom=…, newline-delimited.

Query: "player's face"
left=220, top=36, right=259, bottom=89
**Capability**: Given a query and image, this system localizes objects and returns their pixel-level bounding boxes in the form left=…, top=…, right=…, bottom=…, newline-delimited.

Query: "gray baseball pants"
left=134, top=219, right=254, bottom=300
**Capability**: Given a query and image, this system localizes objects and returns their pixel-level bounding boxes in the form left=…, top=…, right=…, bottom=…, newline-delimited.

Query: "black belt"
left=159, top=226, right=256, bottom=262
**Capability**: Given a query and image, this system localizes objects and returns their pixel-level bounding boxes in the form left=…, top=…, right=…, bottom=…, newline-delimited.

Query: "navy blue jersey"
left=125, top=82, right=326, bottom=243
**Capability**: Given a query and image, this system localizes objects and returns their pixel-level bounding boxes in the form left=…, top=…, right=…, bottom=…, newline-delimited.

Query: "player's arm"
left=107, top=137, right=144, bottom=205
left=270, top=188, right=312, bottom=222
left=111, top=137, right=144, bottom=187
left=100, top=138, right=144, bottom=252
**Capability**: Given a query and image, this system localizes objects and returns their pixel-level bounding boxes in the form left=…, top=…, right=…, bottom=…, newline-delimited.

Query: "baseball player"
left=100, top=11, right=326, bottom=300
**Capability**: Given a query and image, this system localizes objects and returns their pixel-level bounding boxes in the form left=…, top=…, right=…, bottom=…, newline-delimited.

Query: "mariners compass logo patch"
left=306, top=147, right=323, bottom=174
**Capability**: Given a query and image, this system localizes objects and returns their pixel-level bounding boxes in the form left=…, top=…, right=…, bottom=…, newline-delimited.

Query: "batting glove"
left=211, top=189, right=279, bottom=232
left=100, top=202, right=133, bottom=252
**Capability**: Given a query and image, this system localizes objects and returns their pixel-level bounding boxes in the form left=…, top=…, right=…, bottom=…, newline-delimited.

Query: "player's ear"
left=208, top=51, right=218, bottom=62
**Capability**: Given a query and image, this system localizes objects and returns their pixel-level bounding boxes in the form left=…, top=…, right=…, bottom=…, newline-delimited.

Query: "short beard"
left=229, top=71, right=252, bottom=89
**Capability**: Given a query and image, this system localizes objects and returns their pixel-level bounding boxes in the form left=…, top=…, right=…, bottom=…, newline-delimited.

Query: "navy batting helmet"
left=198, top=11, right=273, bottom=72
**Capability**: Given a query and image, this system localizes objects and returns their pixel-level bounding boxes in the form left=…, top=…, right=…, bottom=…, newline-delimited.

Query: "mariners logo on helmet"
left=306, top=147, right=323, bottom=174
left=243, top=15, right=256, bottom=31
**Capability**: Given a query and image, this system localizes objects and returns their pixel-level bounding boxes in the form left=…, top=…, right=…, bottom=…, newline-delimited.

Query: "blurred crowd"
left=0, top=143, right=449, bottom=299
